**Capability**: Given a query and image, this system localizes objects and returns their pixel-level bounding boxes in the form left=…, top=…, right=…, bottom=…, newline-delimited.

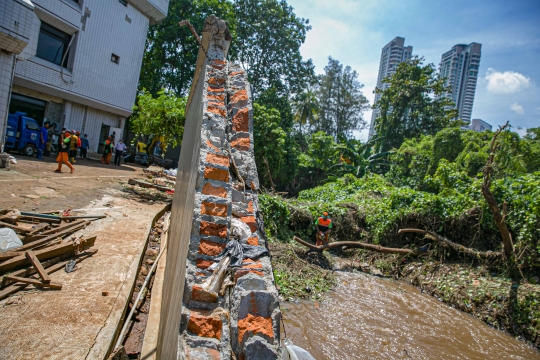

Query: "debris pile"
left=0, top=209, right=101, bottom=300
left=123, top=166, right=177, bottom=203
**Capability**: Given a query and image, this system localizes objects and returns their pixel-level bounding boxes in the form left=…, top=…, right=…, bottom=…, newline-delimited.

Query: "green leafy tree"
left=315, top=57, right=369, bottom=139
left=253, top=103, right=290, bottom=189
left=139, top=0, right=236, bottom=96
left=373, top=56, right=459, bottom=152
left=292, top=86, right=319, bottom=148
left=232, top=0, right=315, bottom=97
left=130, top=90, right=187, bottom=148
left=295, top=131, right=339, bottom=190
left=329, top=136, right=393, bottom=179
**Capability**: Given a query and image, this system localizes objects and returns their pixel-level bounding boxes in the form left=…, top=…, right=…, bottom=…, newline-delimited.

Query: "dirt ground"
left=0, top=155, right=166, bottom=360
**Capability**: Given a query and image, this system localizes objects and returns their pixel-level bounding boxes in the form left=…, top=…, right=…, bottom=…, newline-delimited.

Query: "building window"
left=119, top=0, right=127, bottom=6
left=111, top=53, right=120, bottom=64
left=36, top=23, right=72, bottom=67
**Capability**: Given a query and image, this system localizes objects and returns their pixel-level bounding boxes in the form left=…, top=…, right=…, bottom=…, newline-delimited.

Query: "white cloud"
left=485, top=68, right=531, bottom=94
left=511, top=102, right=524, bottom=115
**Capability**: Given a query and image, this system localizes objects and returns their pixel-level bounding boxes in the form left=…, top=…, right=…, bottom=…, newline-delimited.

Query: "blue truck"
left=4, top=112, right=41, bottom=157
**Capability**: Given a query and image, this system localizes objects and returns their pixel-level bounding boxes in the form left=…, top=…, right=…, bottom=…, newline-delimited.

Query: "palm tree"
left=292, top=86, right=319, bottom=144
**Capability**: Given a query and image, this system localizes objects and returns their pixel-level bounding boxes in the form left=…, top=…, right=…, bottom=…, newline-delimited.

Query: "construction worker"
left=54, top=130, right=74, bottom=173
left=315, top=212, right=333, bottom=246
left=69, top=129, right=79, bottom=163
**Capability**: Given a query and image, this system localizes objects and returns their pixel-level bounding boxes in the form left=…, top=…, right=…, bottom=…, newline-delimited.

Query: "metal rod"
left=178, top=20, right=201, bottom=45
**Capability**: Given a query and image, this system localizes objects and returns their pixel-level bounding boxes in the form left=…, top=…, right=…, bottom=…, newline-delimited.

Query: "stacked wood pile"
left=0, top=209, right=101, bottom=300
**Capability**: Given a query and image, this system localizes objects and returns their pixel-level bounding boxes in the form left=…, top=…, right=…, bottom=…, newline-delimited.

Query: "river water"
left=280, top=271, right=540, bottom=359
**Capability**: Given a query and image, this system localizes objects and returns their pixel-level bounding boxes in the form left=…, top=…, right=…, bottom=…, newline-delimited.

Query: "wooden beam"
left=27, top=222, right=51, bottom=235
left=4, top=275, right=62, bottom=289
left=0, top=221, right=30, bottom=233
left=0, top=236, right=96, bottom=274
left=25, top=250, right=51, bottom=283
left=16, top=220, right=87, bottom=252
left=128, top=178, right=171, bottom=192
left=0, top=249, right=97, bottom=300
left=293, top=236, right=414, bottom=255
left=35, top=219, right=86, bottom=237
left=0, top=251, right=23, bottom=261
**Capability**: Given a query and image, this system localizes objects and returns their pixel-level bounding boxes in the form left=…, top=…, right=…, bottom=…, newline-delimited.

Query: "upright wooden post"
left=156, top=16, right=231, bottom=359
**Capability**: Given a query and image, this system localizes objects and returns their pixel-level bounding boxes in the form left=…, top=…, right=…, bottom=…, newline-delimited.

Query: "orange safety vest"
left=317, top=217, right=332, bottom=227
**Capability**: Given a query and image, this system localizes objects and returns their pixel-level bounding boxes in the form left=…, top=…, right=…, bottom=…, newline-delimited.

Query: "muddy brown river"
left=280, top=271, right=540, bottom=359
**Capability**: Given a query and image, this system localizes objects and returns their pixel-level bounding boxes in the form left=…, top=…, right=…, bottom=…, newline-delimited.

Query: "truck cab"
left=5, top=112, right=41, bottom=157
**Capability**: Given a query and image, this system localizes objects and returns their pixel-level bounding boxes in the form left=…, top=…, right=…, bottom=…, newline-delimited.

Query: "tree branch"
left=293, top=236, right=414, bottom=255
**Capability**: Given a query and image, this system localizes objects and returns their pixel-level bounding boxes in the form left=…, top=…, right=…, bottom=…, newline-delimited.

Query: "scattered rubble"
left=0, top=208, right=100, bottom=300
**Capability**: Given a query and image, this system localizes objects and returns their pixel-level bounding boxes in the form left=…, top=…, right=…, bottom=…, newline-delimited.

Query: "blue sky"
left=286, top=0, right=540, bottom=140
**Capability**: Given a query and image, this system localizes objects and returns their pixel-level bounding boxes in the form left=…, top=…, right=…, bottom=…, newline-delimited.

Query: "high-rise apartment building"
left=439, top=42, right=481, bottom=124
left=368, top=36, right=413, bottom=138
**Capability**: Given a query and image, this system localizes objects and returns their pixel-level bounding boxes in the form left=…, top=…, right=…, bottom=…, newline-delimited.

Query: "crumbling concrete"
left=177, top=15, right=281, bottom=360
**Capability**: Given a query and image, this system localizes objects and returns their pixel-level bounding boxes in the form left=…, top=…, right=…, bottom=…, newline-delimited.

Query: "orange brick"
left=232, top=108, right=249, bottom=132
left=201, top=201, right=228, bottom=217
left=229, top=70, right=244, bottom=77
left=200, top=221, right=227, bottom=238
left=247, top=237, right=258, bottom=246
left=202, top=182, right=227, bottom=198
left=196, top=259, right=214, bottom=269
left=198, top=239, right=227, bottom=256
left=191, top=285, right=218, bottom=303
left=235, top=269, right=263, bottom=281
left=208, top=77, right=225, bottom=85
left=240, top=216, right=257, bottom=233
left=231, top=137, right=250, bottom=150
left=186, top=347, right=220, bottom=360
left=188, top=310, right=222, bottom=339
left=206, top=153, right=229, bottom=167
left=237, top=314, right=274, bottom=343
left=242, top=262, right=263, bottom=269
left=205, top=139, right=220, bottom=152
left=207, top=86, right=225, bottom=93
left=210, top=59, right=226, bottom=69
left=207, top=104, right=226, bottom=117
left=230, top=89, right=248, bottom=104
left=204, top=167, right=229, bottom=182
left=208, top=93, right=225, bottom=102
left=247, top=201, right=253, bottom=213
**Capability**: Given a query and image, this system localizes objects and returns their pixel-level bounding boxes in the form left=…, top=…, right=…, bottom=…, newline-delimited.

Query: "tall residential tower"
left=439, top=42, right=482, bottom=124
left=369, top=36, right=413, bottom=138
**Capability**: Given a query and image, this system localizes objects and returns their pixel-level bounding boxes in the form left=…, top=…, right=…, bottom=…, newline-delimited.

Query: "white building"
left=368, top=36, right=413, bottom=138
left=439, top=42, right=481, bottom=125
left=469, top=118, right=492, bottom=132
left=0, top=0, right=169, bottom=153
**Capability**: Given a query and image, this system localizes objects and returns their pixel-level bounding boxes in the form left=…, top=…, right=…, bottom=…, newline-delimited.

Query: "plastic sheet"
left=281, top=339, right=316, bottom=360
left=213, top=240, right=269, bottom=267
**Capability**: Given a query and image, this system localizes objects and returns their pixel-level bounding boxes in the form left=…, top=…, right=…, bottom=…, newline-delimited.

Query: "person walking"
left=315, top=212, right=333, bottom=246
left=37, top=121, right=49, bottom=159
left=80, top=134, right=89, bottom=159
left=45, top=123, right=56, bottom=156
left=69, top=130, right=79, bottom=163
left=114, top=139, right=127, bottom=166
left=54, top=130, right=74, bottom=173
left=101, top=136, right=113, bottom=165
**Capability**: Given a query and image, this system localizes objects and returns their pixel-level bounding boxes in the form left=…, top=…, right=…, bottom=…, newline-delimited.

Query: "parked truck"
left=4, top=112, right=41, bottom=157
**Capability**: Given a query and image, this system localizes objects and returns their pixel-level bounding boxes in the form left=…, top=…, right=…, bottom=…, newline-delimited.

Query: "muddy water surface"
left=281, top=271, right=540, bottom=359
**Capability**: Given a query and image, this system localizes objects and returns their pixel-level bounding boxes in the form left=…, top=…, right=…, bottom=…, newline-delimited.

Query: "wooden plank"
left=0, top=236, right=96, bottom=274
left=4, top=275, right=62, bottom=289
left=128, top=178, right=171, bottom=192
left=0, top=249, right=97, bottom=300
left=141, top=215, right=169, bottom=360
left=35, top=219, right=85, bottom=236
left=25, top=250, right=51, bottom=283
left=0, top=221, right=30, bottom=234
left=0, top=251, right=23, bottom=261
left=20, top=215, right=61, bottom=224
left=27, top=222, right=51, bottom=235
left=16, top=220, right=87, bottom=252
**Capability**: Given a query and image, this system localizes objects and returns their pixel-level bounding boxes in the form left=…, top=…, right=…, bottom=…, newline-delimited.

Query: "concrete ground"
left=0, top=155, right=166, bottom=360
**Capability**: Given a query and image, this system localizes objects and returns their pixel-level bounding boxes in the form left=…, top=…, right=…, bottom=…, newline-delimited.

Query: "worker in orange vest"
left=315, top=212, right=333, bottom=246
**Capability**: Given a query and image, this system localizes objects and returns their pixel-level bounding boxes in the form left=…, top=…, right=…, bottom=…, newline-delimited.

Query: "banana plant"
left=328, top=135, right=394, bottom=179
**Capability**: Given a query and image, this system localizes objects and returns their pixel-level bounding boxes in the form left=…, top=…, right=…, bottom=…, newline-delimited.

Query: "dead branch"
left=398, top=229, right=503, bottom=260
left=293, top=236, right=414, bottom=255
left=481, top=121, right=514, bottom=258
left=263, top=156, right=276, bottom=191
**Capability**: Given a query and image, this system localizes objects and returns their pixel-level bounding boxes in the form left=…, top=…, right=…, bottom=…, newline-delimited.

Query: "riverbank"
left=269, top=241, right=540, bottom=350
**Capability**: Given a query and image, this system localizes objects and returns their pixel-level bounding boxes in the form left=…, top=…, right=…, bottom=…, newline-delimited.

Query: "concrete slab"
left=0, top=159, right=166, bottom=360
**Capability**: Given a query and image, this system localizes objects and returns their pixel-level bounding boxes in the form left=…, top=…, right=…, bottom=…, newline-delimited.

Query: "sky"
left=286, top=0, right=540, bottom=140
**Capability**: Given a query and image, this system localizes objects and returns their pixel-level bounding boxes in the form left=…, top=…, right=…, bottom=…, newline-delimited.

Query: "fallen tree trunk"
left=293, top=236, right=414, bottom=255
left=398, top=229, right=503, bottom=259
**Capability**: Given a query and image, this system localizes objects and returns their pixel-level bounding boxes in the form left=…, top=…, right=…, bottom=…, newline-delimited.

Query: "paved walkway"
left=0, top=157, right=165, bottom=359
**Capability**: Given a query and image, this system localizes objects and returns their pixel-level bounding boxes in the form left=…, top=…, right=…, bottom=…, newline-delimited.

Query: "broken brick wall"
left=178, top=16, right=281, bottom=360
